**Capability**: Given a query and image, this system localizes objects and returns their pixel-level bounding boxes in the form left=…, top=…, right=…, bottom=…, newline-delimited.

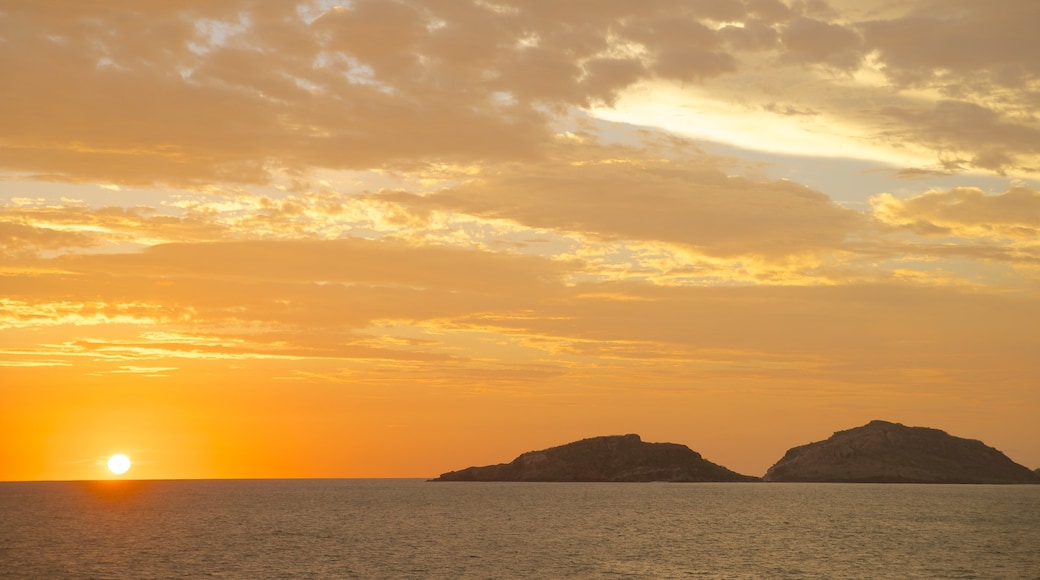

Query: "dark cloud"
left=879, top=100, right=1040, bottom=174
left=0, top=0, right=762, bottom=185
left=861, top=0, right=1040, bottom=89
left=781, top=16, right=863, bottom=71
left=6, top=0, right=1037, bottom=187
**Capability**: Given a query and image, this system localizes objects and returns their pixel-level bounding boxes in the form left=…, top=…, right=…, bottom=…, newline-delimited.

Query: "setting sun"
left=107, top=454, right=131, bottom=475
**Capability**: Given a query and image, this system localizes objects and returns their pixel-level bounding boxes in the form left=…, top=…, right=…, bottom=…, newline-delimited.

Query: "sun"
left=107, top=454, right=131, bottom=475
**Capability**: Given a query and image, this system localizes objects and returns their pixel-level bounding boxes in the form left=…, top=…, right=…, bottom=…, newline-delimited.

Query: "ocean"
left=2, top=479, right=1038, bottom=578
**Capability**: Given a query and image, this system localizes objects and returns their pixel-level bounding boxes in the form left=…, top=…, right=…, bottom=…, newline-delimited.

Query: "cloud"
left=0, top=237, right=573, bottom=331
left=5, top=235, right=1039, bottom=391
left=0, top=222, right=98, bottom=254
left=528, top=282, right=1040, bottom=363
left=719, top=18, right=782, bottom=51
left=0, top=203, right=228, bottom=253
left=0, top=0, right=767, bottom=186
left=375, top=144, right=865, bottom=261
left=7, top=0, right=1038, bottom=188
left=861, top=0, right=1040, bottom=90
left=762, top=102, right=819, bottom=117
left=781, top=16, right=863, bottom=71
left=872, top=186, right=1040, bottom=241
left=745, top=0, right=792, bottom=24
left=878, top=101, right=1040, bottom=174
left=0, top=1, right=544, bottom=184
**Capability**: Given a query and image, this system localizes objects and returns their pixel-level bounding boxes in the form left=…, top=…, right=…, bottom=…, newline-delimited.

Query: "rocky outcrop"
left=764, top=420, right=1040, bottom=484
left=431, top=434, right=758, bottom=482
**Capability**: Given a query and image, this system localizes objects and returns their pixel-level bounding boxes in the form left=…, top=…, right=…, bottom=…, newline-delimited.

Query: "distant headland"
left=431, top=434, right=758, bottom=482
left=432, top=421, right=1040, bottom=484
left=763, top=420, right=1040, bottom=484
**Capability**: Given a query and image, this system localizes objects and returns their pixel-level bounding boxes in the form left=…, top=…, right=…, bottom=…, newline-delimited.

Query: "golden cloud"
left=375, top=145, right=865, bottom=262
left=872, top=186, right=1040, bottom=240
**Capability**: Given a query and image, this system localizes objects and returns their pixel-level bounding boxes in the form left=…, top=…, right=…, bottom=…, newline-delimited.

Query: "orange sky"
left=2, top=0, right=1039, bottom=481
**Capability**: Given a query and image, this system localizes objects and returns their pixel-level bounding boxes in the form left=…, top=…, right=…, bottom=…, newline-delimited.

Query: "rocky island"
left=431, top=434, right=758, bottom=482
left=764, top=420, right=1040, bottom=484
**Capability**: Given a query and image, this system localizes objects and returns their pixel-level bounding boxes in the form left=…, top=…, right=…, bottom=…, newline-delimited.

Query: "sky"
left=2, top=0, right=1039, bottom=481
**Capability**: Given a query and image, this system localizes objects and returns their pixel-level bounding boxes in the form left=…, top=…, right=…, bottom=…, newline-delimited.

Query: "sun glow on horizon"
left=107, top=454, right=131, bottom=475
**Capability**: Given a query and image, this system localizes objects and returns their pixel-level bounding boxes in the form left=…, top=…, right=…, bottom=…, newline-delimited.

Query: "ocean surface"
left=2, top=479, right=1038, bottom=579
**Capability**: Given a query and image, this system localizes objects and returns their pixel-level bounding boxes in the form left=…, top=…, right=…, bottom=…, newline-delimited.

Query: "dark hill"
left=431, top=434, right=758, bottom=482
left=764, top=420, right=1040, bottom=484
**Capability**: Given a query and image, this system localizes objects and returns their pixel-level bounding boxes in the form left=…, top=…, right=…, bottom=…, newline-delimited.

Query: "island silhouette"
left=763, top=419, right=1040, bottom=484
left=432, top=421, right=1040, bottom=484
left=432, top=433, right=757, bottom=482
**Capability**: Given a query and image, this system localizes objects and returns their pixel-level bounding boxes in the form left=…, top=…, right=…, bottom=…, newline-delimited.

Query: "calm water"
left=1, top=480, right=1038, bottom=579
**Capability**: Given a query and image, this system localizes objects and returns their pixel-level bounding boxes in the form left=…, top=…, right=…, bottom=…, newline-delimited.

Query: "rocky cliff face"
left=764, top=420, right=1040, bottom=484
left=432, top=434, right=758, bottom=482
